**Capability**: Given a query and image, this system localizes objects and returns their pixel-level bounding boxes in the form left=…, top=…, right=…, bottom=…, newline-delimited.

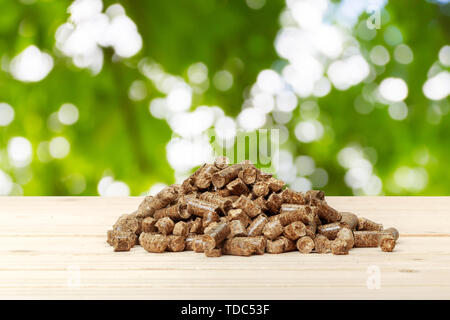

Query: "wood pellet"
left=107, top=158, right=399, bottom=255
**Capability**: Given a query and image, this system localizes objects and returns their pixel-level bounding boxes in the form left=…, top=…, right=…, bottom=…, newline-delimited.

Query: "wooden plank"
left=0, top=197, right=449, bottom=299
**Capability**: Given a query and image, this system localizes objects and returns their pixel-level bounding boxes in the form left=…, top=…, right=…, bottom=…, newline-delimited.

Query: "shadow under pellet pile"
left=107, top=157, right=399, bottom=256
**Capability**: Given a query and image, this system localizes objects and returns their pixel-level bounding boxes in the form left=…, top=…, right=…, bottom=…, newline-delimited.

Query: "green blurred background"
left=0, top=0, right=449, bottom=196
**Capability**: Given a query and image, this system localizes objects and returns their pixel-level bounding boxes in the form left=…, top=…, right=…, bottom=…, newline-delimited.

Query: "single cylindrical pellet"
left=238, top=165, right=257, bottom=184
left=312, top=199, right=342, bottom=223
left=227, top=208, right=252, bottom=227
left=262, top=219, right=284, bottom=240
left=154, top=203, right=188, bottom=220
left=380, top=234, right=396, bottom=252
left=223, top=236, right=266, bottom=256
left=136, top=186, right=178, bottom=219
left=167, top=235, right=186, bottom=252
left=214, top=156, right=229, bottom=169
left=265, top=192, right=283, bottom=214
left=247, top=214, right=268, bottom=236
left=281, top=188, right=306, bottom=205
left=173, top=221, right=190, bottom=237
left=252, top=181, right=270, bottom=197
left=283, top=221, right=306, bottom=241
left=113, top=214, right=140, bottom=234
left=278, top=204, right=315, bottom=225
left=339, top=212, right=359, bottom=230
left=358, top=217, right=383, bottom=231
left=233, top=195, right=262, bottom=218
left=266, top=238, right=285, bottom=254
left=202, top=223, right=231, bottom=250
left=139, top=233, right=168, bottom=253
left=199, top=192, right=232, bottom=214
left=141, top=217, right=157, bottom=233
left=296, top=236, right=315, bottom=254
left=195, top=164, right=218, bottom=189
left=228, top=220, right=248, bottom=238
left=211, top=164, right=244, bottom=188
left=267, top=177, right=285, bottom=192
left=227, top=177, right=250, bottom=195
left=314, top=234, right=331, bottom=254
left=305, top=223, right=317, bottom=239
left=185, top=197, right=219, bottom=218
left=336, top=228, right=354, bottom=251
left=382, top=227, right=399, bottom=241
left=112, top=231, right=136, bottom=252
left=155, top=217, right=174, bottom=235
left=279, top=236, right=296, bottom=252
left=253, top=196, right=268, bottom=212
left=317, top=222, right=345, bottom=240
left=205, top=248, right=222, bottom=257
left=331, top=238, right=349, bottom=255
left=353, top=231, right=380, bottom=247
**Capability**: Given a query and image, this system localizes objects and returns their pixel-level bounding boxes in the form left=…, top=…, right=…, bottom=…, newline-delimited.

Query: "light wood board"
left=0, top=196, right=449, bottom=299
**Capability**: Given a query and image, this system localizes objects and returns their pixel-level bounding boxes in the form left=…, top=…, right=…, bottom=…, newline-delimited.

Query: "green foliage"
left=0, top=0, right=449, bottom=196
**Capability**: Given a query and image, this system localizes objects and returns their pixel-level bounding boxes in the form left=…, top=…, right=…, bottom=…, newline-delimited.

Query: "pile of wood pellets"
left=107, top=157, right=399, bottom=256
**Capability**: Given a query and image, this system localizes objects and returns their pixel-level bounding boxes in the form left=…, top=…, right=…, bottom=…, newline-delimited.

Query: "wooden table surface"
left=0, top=196, right=449, bottom=300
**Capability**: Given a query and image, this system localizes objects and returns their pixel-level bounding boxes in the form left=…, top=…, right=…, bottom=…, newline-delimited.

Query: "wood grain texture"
left=0, top=196, right=449, bottom=299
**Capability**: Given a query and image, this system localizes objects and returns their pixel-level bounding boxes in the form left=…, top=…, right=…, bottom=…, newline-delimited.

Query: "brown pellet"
left=380, top=234, right=396, bottom=252
left=199, top=192, right=232, bottom=214
left=266, top=238, right=285, bottom=254
left=331, top=238, right=349, bottom=255
left=253, top=196, right=268, bottom=212
left=247, top=214, right=268, bottom=236
left=382, top=227, right=399, bottom=241
left=262, top=219, right=284, bottom=240
left=265, top=192, right=283, bottom=214
left=204, top=248, right=222, bottom=257
left=185, top=197, right=220, bottom=218
left=228, top=220, right=248, bottom=237
left=214, top=156, right=229, bottom=169
left=296, top=236, right=315, bottom=254
left=136, top=186, right=178, bottom=219
left=238, top=165, right=258, bottom=185
left=340, top=212, right=359, bottom=230
left=227, top=208, right=252, bottom=227
left=173, top=221, right=190, bottom=237
left=233, top=195, right=262, bottom=218
left=154, top=203, right=189, bottom=220
left=167, top=235, right=186, bottom=252
left=314, top=234, right=331, bottom=254
left=192, top=236, right=206, bottom=253
left=279, top=204, right=315, bottom=224
left=141, top=217, right=157, bottom=233
left=195, top=164, right=218, bottom=189
left=317, top=222, right=345, bottom=240
left=311, top=199, right=342, bottom=223
left=252, top=181, right=270, bottom=197
left=113, top=213, right=140, bottom=234
left=336, top=227, right=354, bottom=251
left=223, top=236, right=266, bottom=256
left=358, top=217, right=383, bottom=231
left=155, top=217, right=174, bottom=235
left=227, top=178, right=250, bottom=195
left=353, top=231, right=380, bottom=247
left=139, top=233, right=168, bottom=253
left=112, top=231, right=136, bottom=251
left=283, top=221, right=306, bottom=241
left=281, top=188, right=306, bottom=205
left=211, top=163, right=244, bottom=188
left=280, top=236, right=297, bottom=252
left=202, top=222, right=231, bottom=250
left=267, top=177, right=285, bottom=192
